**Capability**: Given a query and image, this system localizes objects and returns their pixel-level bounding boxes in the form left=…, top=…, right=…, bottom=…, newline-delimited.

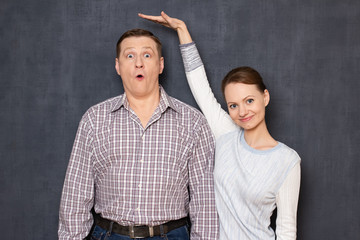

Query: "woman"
left=139, top=12, right=301, bottom=240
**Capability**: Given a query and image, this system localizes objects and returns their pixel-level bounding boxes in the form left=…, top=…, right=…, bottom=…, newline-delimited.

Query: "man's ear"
left=264, top=89, right=270, bottom=107
left=115, top=58, right=121, bottom=75
left=159, top=57, right=164, bottom=74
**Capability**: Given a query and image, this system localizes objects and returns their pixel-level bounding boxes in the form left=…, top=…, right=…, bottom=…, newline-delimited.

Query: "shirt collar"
left=110, top=85, right=179, bottom=113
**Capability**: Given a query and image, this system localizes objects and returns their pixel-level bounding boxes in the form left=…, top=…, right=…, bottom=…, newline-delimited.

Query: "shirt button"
left=138, top=184, right=142, bottom=188
left=136, top=207, right=140, bottom=211
left=140, top=159, right=144, bottom=163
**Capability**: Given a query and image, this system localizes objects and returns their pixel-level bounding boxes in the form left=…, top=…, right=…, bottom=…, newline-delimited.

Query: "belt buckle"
left=129, top=225, right=135, bottom=239
left=149, top=226, right=154, bottom=237
left=129, top=225, right=154, bottom=238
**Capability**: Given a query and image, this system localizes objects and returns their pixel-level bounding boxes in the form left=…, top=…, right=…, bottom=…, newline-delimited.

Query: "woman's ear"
left=263, top=89, right=270, bottom=107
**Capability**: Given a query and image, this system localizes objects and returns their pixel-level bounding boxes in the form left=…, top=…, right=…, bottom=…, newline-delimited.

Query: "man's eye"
left=127, top=54, right=134, bottom=58
left=144, top=53, right=151, bottom=58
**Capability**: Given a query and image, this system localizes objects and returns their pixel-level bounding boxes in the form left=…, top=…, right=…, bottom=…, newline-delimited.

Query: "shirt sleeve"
left=58, top=111, right=95, bottom=239
left=180, top=42, right=238, bottom=139
left=275, top=162, right=301, bottom=240
left=188, top=116, right=219, bottom=240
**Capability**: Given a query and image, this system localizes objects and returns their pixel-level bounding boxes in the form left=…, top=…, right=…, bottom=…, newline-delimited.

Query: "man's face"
left=115, top=36, right=164, bottom=99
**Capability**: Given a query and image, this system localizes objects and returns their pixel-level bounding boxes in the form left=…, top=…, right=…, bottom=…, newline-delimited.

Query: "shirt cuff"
left=180, top=42, right=203, bottom=72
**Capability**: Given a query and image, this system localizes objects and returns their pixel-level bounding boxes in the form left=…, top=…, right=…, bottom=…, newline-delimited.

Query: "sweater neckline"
left=239, top=130, right=282, bottom=155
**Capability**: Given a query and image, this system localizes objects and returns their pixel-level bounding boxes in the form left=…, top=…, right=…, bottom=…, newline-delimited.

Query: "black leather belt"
left=94, top=214, right=188, bottom=238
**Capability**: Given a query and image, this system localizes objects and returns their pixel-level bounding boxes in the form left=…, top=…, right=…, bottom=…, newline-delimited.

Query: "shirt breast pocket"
left=151, top=124, right=193, bottom=186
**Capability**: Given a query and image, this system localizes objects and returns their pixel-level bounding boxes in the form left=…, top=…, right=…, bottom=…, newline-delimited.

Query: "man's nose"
left=135, top=57, right=144, bottom=68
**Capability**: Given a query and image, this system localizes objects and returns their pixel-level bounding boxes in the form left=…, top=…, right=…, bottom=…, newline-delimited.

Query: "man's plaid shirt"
left=58, top=86, right=219, bottom=239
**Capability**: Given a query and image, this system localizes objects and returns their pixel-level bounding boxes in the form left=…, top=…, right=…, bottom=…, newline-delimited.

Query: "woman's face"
left=224, top=82, right=269, bottom=131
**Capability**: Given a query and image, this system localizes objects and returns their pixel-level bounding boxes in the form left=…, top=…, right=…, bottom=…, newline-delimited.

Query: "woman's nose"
left=239, top=106, right=248, bottom=117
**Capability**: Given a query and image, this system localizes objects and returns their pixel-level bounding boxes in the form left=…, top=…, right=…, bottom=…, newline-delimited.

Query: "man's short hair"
left=116, top=28, right=162, bottom=58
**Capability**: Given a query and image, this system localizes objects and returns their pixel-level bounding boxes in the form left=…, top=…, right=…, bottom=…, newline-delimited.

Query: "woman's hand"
left=138, top=11, right=184, bottom=30
left=138, top=11, right=193, bottom=44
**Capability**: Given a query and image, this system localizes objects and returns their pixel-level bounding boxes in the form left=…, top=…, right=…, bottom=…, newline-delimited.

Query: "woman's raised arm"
left=139, top=12, right=238, bottom=138
left=138, top=11, right=192, bottom=44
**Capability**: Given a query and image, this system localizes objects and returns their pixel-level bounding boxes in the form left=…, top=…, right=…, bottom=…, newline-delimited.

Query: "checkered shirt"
left=58, top=86, right=218, bottom=239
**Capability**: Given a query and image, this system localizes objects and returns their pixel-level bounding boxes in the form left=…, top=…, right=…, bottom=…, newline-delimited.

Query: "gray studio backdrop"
left=1, top=0, right=359, bottom=239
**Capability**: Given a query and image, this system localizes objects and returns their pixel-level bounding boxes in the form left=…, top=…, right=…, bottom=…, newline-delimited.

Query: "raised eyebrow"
left=122, top=47, right=135, bottom=52
left=243, top=95, right=256, bottom=100
left=122, top=47, right=155, bottom=54
left=142, top=47, right=155, bottom=53
left=122, top=49, right=135, bottom=56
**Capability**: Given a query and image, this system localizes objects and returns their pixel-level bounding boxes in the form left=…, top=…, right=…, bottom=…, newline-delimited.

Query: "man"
left=58, top=29, right=219, bottom=239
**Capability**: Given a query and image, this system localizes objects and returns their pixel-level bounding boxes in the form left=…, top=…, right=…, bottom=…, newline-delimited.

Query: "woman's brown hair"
left=221, top=66, right=267, bottom=96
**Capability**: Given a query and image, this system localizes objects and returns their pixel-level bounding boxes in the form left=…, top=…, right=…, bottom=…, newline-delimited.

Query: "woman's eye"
left=246, top=99, right=254, bottom=104
left=127, top=54, right=134, bottom=58
left=229, top=104, right=237, bottom=109
left=144, top=53, right=151, bottom=58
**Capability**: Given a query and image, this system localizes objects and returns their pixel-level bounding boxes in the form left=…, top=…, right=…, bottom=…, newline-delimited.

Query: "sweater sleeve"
left=180, top=42, right=238, bottom=139
left=275, top=162, right=301, bottom=240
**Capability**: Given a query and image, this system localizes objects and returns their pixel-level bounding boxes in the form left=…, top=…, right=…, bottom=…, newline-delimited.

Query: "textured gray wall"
left=1, top=0, right=359, bottom=239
